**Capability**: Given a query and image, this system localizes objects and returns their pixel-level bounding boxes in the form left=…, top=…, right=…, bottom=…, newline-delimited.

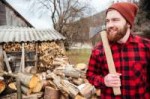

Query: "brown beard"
left=107, top=24, right=128, bottom=42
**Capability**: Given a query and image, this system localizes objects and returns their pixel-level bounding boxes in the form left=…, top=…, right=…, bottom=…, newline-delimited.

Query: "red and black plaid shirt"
left=86, top=34, right=150, bottom=99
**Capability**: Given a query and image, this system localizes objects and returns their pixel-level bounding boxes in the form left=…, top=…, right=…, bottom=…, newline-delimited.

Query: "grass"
left=66, top=49, right=91, bottom=65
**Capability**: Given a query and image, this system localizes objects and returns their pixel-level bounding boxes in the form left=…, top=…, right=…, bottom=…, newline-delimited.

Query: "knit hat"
left=106, top=2, right=138, bottom=28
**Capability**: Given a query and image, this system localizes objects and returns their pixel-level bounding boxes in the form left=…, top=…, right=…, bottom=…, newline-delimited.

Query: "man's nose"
left=106, top=21, right=114, bottom=28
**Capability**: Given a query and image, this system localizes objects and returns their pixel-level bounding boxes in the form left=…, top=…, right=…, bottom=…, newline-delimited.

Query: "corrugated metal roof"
left=0, top=26, right=65, bottom=43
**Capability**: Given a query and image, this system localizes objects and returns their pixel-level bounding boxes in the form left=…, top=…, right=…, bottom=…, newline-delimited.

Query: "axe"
left=100, top=30, right=121, bottom=95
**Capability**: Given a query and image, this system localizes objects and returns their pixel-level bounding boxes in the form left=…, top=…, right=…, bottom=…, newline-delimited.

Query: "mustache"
left=107, top=27, right=118, bottom=32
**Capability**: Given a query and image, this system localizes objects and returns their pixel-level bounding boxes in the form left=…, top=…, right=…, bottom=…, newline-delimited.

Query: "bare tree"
left=30, top=0, right=90, bottom=48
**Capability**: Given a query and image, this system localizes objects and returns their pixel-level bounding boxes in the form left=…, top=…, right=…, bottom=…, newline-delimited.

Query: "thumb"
left=116, top=73, right=122, bottom=76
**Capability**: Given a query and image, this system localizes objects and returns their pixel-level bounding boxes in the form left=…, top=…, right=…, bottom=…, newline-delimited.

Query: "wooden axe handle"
left=100, top=31, right=121, bottom=95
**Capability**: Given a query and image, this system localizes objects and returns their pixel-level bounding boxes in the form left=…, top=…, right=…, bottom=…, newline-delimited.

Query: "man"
left=86, top=2, right=150, bottom=99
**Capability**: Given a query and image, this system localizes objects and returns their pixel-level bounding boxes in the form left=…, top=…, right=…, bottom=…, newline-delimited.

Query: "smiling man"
left=86, top=2, right=150, bottom=99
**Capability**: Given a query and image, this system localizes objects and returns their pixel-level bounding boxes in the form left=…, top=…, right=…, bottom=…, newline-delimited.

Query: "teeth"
left=110, top=30, right=114, bottom=33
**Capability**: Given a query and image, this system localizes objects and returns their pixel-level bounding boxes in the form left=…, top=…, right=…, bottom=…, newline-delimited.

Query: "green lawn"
left=66, top=49, right=91, bottom=65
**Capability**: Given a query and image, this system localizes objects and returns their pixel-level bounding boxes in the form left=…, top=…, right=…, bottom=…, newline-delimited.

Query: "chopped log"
left=25, top=66, right=37, bottom=74
left=61, top=80, right=79, bottom=98
left=44, top=86, right=61, bottom=99
left=23, top=94, right=37, bottom=99
left=46, top=72, right=79, bottom=98
left=21, top=85, right=32, bottom=95
left=64, top=65, right=84, bottom=78
left=32, top=81, right=43, bottom=93
left=3, top=76, right=22, bottom=99
left=36, top=72, right=47, bottom=81
left=53, top=57, right=69, bottom=66
left=44, top=80, right=57, bottom=89
left=60, top=92, right=69, bottom=99
left=75, top=63, right=87, bottom=71
left=54, top=57, right=68, bottom=62
left=18, top=73, right=40, bottom=89
left=78, top=83, right=95, bottom=98
left=8, top=82, right=17, bottom=90
left=0, top=80, right=5, bottom=94
left=54, top=65, right=83, bottom=78
left=75, top=94, right=86, bottom=99
left=1, top=82, right=16, bottom=96
left=23, top=92, right=43, bottom=99
left=72, top=78, right=84, bottom=85
left=53, top=66, right=65, bottom=77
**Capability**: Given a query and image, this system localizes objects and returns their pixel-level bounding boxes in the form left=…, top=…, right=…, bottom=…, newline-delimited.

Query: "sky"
left=6, top=0, right=139, bottom=29
left=82, top=0, right=114, bottom=13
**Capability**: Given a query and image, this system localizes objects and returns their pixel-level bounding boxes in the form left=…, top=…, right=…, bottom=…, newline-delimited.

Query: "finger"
left=112, top=84, right=121, bottom=87
left=106, top=77, right=120, bottom=83
left=110, top=74, right=121, bottom=78
left=110, top=82, right=121, bottom=87
left=112, top=77, right=120, bottom=81
left=111, top=80, right=121, bottom=84
left=116, top=73, right=122, bottom=76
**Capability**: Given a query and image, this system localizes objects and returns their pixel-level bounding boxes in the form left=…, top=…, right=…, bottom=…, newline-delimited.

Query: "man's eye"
left=112, top=19, right=119, bottom=22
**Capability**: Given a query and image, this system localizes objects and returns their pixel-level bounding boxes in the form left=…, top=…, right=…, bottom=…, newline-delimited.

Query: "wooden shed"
left=0, top=26, right=65, bottom=73
left=0, top=0, right=33, bottom=27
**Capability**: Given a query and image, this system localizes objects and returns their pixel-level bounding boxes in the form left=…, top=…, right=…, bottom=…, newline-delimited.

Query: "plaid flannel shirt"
left=86, top=34, right=150, bottom=99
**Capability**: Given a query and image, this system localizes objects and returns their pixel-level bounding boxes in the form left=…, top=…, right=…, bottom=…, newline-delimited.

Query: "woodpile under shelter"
left=0, top=26, right=65, bottom=73
left=0, top=26, right=97, bottom=99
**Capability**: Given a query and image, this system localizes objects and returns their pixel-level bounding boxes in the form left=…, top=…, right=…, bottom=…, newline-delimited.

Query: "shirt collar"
left=126, top=33, right=139, bottom=44
left=109, top=33, right=138, bottom=46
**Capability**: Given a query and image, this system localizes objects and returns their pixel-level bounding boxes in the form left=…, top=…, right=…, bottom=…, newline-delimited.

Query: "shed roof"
left=0, top=26, right=65, bottom=43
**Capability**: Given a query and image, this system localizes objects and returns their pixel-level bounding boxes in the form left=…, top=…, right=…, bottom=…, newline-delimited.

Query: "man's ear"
left=127, top=23, right=131, bottom=28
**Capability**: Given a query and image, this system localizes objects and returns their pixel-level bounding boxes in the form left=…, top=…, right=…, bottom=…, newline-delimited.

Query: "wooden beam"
left=35, top=43, right=38, bottom=73
left=20, top=43, right=25, bottom=72
left=16, top=76, right=22, bottom=99
left=0, top=45, right=4, bottom=72
left=100, top=31, right=121, bottom=95
left=3, top=50, right=12, bottom=73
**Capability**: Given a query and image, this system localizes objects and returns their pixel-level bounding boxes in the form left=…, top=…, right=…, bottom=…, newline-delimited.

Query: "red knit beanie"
left=106, top=2, right=138, bottom=28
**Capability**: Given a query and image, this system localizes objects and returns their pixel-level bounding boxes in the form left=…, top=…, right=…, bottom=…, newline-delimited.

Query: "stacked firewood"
left=41, top=63, right=98, bottom=99
left=24, top=43, right=35, bottom=51
left=3, top=42, right=67, bottom=71
left=3, top=43, right=21, bottom=52
left=38, top=42, right=66, bottom=71
left=0, top=66, right=97, bottom=99
left=0, top=42, right=100, bottom=98
left=3, top=43, right=35, bottom=52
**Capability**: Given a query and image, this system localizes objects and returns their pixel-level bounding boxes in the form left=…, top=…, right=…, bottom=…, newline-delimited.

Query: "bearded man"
left=86, top=2, right=150, bottom=99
